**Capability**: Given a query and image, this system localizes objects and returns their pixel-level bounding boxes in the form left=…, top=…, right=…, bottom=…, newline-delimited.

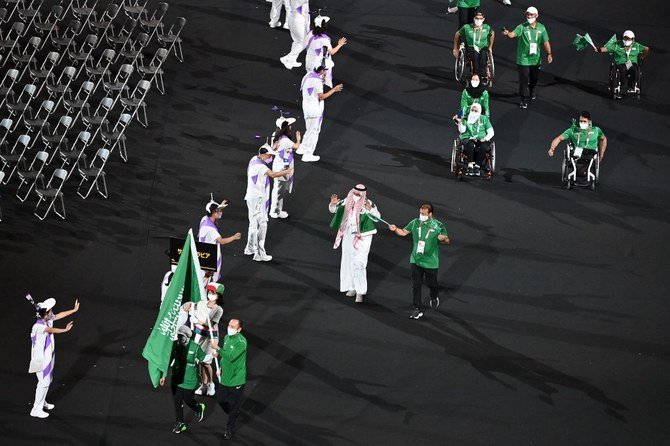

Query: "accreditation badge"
left=474, top=45, right=481, bottom=53
left=529, top=43, right=538, bottom=55
left=417, top=241, right=426, bottom=254
left=573, top=147, right=583, bottom=158
left=625, top=59, right=633, bottom=70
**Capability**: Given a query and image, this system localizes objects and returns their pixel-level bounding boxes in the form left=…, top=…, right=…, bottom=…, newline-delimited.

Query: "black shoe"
left=430, top=297, right=440, bottom=309
left=519, top=100, right=528, bottom=109
left=409, top=309, right=424, bottom=319
left=224, top=429, right=233, bottom=440
left=531, top=92, right=537, bottom=100
left=173, top=422, right=187, bottom=434
left=196, top=403, right=205, bottom=422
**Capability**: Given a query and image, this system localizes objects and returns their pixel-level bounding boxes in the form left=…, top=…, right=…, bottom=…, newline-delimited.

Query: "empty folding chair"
left=59, top=130, right=90, bottom=176
left=71, top=0, right=98, bottom=30
left=84, top=48, right=115, bottom=91
left=46, top=65, right=75, bottom=112
left=3, top=0, right=20, bottom=24
left=0, top=8, right=7, bottom=28
left=34, top=167, right=68, bottom=220
left=6, top=84, right=37, bottom=130
left=17, top=0, right=43, bottom=34
left=0, top=22, right=25, bottom=67
left=103, top=63, right=133, bottom=97
left=89, top=3, right=118, bottom=40
left=82, top=96, right=112, bottom=142
left=157, top=17, right=186, bottom=63
left=106, top=17, right=136, bottom=50
left=0, top=134, right=32, bottom=184
left=11, top=36, right=41, bottom=82
left=63, top=80, right=94, bottom=119
left=69, top=34, right=98, bottom=77
left=121, top=0, right=146, bottom=20
left=117, top=31, right=148, bottom=67
left=41, top=115, right=72, bottom=163
left=101, top=112, right=131, bottom=160
left=0, top=171, right=4, bottom=221
left=76, top=147, right=108, bottom=198
left=51, top=19, right=81, bottom=62
left=0, top=68, right=20, bottom=108
left=119, top=80, right=150, bottom=128
left=140, top=2, right=167, bottom=41
left=34, top=4, right=64, bottom=49
left=16, top=149, right=48, bottom=201
left=0, top=118, right=13, bottom=152
left=23, top=99, right=54, bottom=134
left=138, top=48, right=168, bottom=94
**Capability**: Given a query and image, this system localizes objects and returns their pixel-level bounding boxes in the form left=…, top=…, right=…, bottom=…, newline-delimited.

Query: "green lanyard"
left=473, top=26, right=483, bottom=47
left=417, top=222, right=434, bottom=240
left=526, top=26, right=540, bottom=43
left=577, top=130, right=592, bottom=148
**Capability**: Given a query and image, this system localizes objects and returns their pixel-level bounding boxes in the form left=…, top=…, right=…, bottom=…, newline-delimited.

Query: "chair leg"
left=139, top=102, right=148, bottom=127
left=77, top=176, right=93, bottom=199
left=175, top=40, right=183, bottom=62
left=54, top=193, right=66, bottom=219
left=34, top=195, right=52, bottom=220
left=97, top=174, right=108, bottom=198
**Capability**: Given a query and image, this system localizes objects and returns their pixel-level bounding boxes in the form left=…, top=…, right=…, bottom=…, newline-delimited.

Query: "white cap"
left=275, top=117, right=296, bottom=128
left=526, top=6, right=538, bottom=15
left=314, top=15, right=330, bottom=28
left=623, top=30, right=635, bottom=39
left=37, top=298, right=56, bottom=312
left=205, top=193, right=227, bottom=212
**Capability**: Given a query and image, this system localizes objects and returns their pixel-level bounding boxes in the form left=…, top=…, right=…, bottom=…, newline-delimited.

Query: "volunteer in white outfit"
left=270, top=116, right=301, bottom=219
left=244, top=146, right=294, bottom=261
left=28, top=297, right=79, bottom=418
left=304, top=15, right=347, bottom=88
left=198, top=195, right=242, bottom=283
left=269, top=0, right=290, bottom=29
left=280, top=0, right=310, bottom=69
left=296, top=64, right=344, bottom=162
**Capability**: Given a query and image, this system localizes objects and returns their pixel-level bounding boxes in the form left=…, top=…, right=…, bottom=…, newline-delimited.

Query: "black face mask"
left=467, top=81, right=486, bottom=98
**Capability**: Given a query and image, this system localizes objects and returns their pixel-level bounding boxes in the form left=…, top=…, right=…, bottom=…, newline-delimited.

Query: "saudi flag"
left=603, top=34, right=618, bottom=52
left=142, top=230, right=204, bottom=387
left=573, top=33, right=596, bottom=51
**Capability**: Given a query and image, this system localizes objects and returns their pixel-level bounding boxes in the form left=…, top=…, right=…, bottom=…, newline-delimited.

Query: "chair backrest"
left=101, top=97, right=113, bottom=110
left=39, top=99, right=55, bottom=115
left=46, top=51, right=59, bottom=64
left=136, top=80, right=151, bottom=96
left=151, top=48, right=168, bottom=66
left=103, top=3, right=119, bottom=19
left=35, top=151, right=49, bottom=163
left=95, top=148, right=110, bottom=163
left=18, top=134, right=31, bottom=147
left=0, top=118, right=12, bottom=131
left=3, top=69, right=19, bottom=85
left=18, top=84, right=37, bottom=101
left=48, top=168, right=68, bottom=188
left=26, top=36, right=42, bottom=50
left=119, top=63, right=134, bottom=77
left=49, top=5, right=64, bottom=21
left=82, top=34, right=98, bottom=48
left=78, top=130, right=91, bottom=145
left=82, top=81, right=94, bottom=94
left=100, top=48, right=115, bottom=63
left=11, top=22, right=25, bottom=36
left=65, top=19, right=81, bottom=36
left=62, top=66, right=76, bottom=80
left=57, top=115, right=73, bottom=130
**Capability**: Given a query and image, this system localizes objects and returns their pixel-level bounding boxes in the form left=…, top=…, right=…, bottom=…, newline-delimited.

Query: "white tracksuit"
left=285, top=0, right=310, bottom=64
left=300, top=71, right=324, bottom=156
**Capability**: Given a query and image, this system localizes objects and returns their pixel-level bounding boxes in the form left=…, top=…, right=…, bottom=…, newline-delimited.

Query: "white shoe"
left=195, top=384, right=205, bottom=395
left=253, top=254, right=273, bottom=262
left=278, top=211, right=289, bottom=219
left=503, top=0, right=511, bottom=5
left=280, top=56, right=294, bottom=70
left=446, top=6, right=458, bottom=14
left=355, top=294, right=364, bottom=303
left=206, top=383, right=216, bottom=396
left=291, top=61, right=302, bottom=68
left=30, top=409, right=49, bottom=418
left=269, top=212, right=280, bottom=219
left=295, top=146, right=306, bottom=155
left=269, top=21, right=281, bottom=28
left=244, top=248, right=256, bottom=256
left=345, top=290, right=356, bottom=297
left=283, top=21, right=289, bottom=30
left=43, top=402, right=55, bottom=410
left=302, top=154, right=320, bottom=162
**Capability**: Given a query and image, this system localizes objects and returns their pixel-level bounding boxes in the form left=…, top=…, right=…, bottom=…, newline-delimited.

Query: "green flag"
left=142, top=230, right=204, bottom=387
left=603, top=34, right=617, bottom=52
left=573, top=33, right=596, bottom=51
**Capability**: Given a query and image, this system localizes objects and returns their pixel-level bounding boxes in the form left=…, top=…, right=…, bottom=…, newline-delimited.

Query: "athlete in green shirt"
left=599, top=30, right=649, bottom=99
left=453, top=11, right=495, bottom=82
left=502, top=6, right=552, bottom=109
left=388, top=203, right=450, bottom=320
left=549, top=111, right=607, bottom=162
left=214, top=318, right=247, bottom=440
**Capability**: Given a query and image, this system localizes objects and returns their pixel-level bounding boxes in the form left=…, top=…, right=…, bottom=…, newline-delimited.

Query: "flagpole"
left=206, top=313, right=221, bottom=377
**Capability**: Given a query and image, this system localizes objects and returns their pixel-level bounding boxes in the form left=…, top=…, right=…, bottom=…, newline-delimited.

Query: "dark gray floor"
left=1, top=0, right=669, bottom=444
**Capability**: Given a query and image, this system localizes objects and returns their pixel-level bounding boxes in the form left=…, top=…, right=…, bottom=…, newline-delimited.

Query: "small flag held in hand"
left=573, top=33, right=596, bottom=51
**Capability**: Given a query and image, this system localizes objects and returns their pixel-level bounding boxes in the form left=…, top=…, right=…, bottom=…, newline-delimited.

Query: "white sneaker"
left=278, top=211, right=289, bottom=219
left=269, top=21, right=281, bottom=28
left=280, top=56, right=294, bottom=70
left=206, top=383, right=216, bottom=396
left=30, top=409, right=49, bottom=418
left=244, top=248, right=256, bottom=256
left=43, top=402, right=55, bottom=410
left=355, top=294, right=364, bottom=303
left=446, top=6, right=458, bottom=13
left=503, top=0, right=511, bottom=5
left=283, top=21, right=289, bottom=30
left=269, top=212, right=280, bottom=219
left=195, top=384, right=205, bottom=395
left=345, top=290, right=356, bottom=297
left=253, top=254, right=273, bottom=262
left=302, top=154, right=320, bottom=162
left=296, top=146, right=306, bottom=155
left=291, top=61, right=302, bottom=68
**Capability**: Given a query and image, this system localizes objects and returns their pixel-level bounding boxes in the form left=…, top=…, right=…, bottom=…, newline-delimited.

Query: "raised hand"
left=330, top=194, right=339, bottom=205
left=73, top=299, right=80, bottom=312
left=388, top=224, right=397, bottom=232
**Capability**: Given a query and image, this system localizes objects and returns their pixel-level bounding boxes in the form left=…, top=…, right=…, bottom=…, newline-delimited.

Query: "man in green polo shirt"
left=388, top=203, right=450, bottom=320
left=453, top=11, right=495, bottom=82
left=599, top=30, right=649, bottom=99
left=214, top=318, right=247, bottom=440
left=502, top=6, right=553, bottom=109
left=548, top=111, right=607, bottom=162
left=448, top=0, right=480, bottom=31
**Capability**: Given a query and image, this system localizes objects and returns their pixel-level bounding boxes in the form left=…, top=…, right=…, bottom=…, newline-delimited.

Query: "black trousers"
left=466, top=47, right=488, bottom=78
left=411, top=263, right=439, bottom=309
left=465, top=140, right=490, bottom=167
left=517, top=65, right=540, bottom=101
left=171, top=384, right=199, bottom=423
left=615, top=63, right=639, bottom=89
left=458, top=7, right=478, bottom=30
left=218, top=384, right=245, bottom=430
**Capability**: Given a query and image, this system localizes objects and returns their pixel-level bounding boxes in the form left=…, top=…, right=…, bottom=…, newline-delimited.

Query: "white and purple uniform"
left=271, top=136, right=295, bottom=215
left=29, top=315, right=55, bottom=412
left=198, top=215, right=223, bottom=282
left=269, top=0, right=290, bottom=28
left=244, top=156, right=271, bottom=257
left=305, top=32, right=333, bottom=87
left=284, top=0, right=310, bottom=64
left=300, top=71, right=324, bottom=156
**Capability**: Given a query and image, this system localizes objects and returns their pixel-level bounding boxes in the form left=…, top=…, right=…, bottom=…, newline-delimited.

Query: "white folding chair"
left=0, top=118, right=13, bottom=151
left=119, top=80, right=149, bottom=128
left=89, top=3, right=119, bottom=40
left=63, top=80, right=94, bottom=121
left=6, top=83, right=37, bottom=130
left=34, top=167, right=68, bottom=220
left=140, top=2, right=168, bottom=43
left=0, top=22, right=25, bottom=67
left=101, top=112, right=131, bottom=160
left=42, top=115, right=73, bottom=163
left=23, top=99, right=55, bottom=134
left=34, top=4, right=64, bottom=49
left=71, top=0, right=98, bottom=30
left=82, top=96, right=113, bottom=143
left=30, top=51, right=59, bottom=96
left=51, top=19, right=81, bottom=62
left=117, top=31, right=148, bottom=67
left=157, top=16, right=186, bottom=62
left=16, top=149, right=48, bottom=201
left=0, top=68, right=20, bottom=108
left=107, top=17, right=137, bottom=50
left=120, top=0, right=146, bottom=20
left=138, top=48, right=168, bottom=94
left=0, top=134, right=31, bottom=184
left=59, top=129, right=90, bottom=176
left=77, top=147, right=109, bottom=198
left=17, top=0, right=43, bottom=34
left=11, top=36, right=41, bottom=82
left=103, top=63, right=133, bottom=97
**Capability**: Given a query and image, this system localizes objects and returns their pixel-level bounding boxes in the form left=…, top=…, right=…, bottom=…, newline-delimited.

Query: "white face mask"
left=352, top=194, right=361, bottom=202
left=419, top=214, right=429, bottom=222
left=227, top=327, right=238, bottom=336
left=623, top=39, right=632, bottom=47
left=527, top=17, right=536, bottom=24
left=467, top=111, right=481, bottom=124
left=579, top=122, right=589, bottom=130
left=474, top=19, right=484, bottom=27
left=207, top=292, right=218, bottom=301
left=470, top=79, right=480, bottom=88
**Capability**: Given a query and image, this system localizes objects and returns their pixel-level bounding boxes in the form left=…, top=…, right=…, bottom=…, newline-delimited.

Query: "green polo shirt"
left=404, top=218, right=448, bottom=269
left=461, top=89, right=490, bottom=117
left=171, top=340, right=206, bottom=390
left=458, top=24, right=493, bottom=50
left=459, top=115, right=493, bottom=141
left=449, top=0, right=480, bottom=7
left=605, top=41, right=647, bottom=65
left=512, top=22, right=549, bottom=66
left=218, top=333, right=247, bottom=387
left=561, top=125, right=605, bottom=152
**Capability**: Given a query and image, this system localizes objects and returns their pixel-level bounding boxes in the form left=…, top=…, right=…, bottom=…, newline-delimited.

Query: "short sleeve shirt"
left=301, top=72, right=325, bottom=118
left=607, top=41, right=647, bottom=65
left=198, top=216, right=221, bottom=244
left=271, top=136, right=294, bottom=182
left=459, top=24, right=493, bottom=50
left=461, top=89, right=490, bottom=117
left=404, top=218, right=448, bottom=269
left=560, top=126, right=604, bottom=152
left=451, top=0, right=480, bottom=7
left=513, top=22, right=549, bottom=66
left=459, top=115, right=493, bottom=141
left=244, top=156, right=271, bottom=201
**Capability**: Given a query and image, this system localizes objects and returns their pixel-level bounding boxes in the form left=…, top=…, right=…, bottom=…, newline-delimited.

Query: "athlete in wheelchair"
left=452, top=103, right=495, bottom=178
left=548, top=111, right=607, bottom=190
left=453, top=11, right=495, bottom=85
left=599, top=30, right=649, bottom=100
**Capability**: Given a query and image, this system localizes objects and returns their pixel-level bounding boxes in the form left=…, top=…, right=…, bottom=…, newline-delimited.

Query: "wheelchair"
left=608, top=59, right=642, bottom=99
left=561, top=143, right=599, bottom=190
left=451, top=138, right=496, bottom=180
left=455, top=43, right=495, bottom=86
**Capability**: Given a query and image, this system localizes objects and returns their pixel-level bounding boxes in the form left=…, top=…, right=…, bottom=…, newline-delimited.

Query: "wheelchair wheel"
left=455, top=46, right=466, bottom=83
left=561, top=146, right=571, bottom=189
left=486, top=51, right=495, bottom=87
left=489, top=141, right=496, bottom=175
left=451, top=140, right=458, bottom=173
left=608, top=61, right=618, bottom=99
left=591, top=155, right=600, bottom=191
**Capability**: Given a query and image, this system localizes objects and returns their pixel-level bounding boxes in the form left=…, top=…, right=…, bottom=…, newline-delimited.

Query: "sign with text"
left=170, top=238, right=217, bottom=271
